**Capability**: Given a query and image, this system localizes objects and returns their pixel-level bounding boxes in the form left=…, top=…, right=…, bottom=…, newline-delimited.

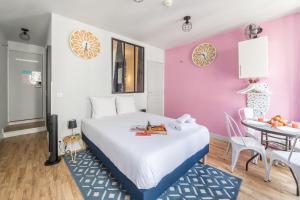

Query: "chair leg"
left=231, top=148, right=240, bottom=173
left=224, top=142, right=231, bottom=160
left=267, top=158, right=274, bottom=182
left=260, top=152, right=269, bottom=182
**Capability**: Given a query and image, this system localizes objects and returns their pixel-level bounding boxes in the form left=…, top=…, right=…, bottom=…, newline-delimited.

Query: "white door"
left=8, top=50, right=43, bottom=122
left=147, top=61, right=164, bottom=115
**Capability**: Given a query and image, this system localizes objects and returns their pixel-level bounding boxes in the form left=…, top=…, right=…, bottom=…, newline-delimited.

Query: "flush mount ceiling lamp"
left=19, top=28, right=30, bottom=41
left=134, top=0, right=144, bottom=3
left=182, top=16, right=192, bottom=32
left=164, top=0, right=173, bottom=7
left=245, top=23, right=263, bottom=39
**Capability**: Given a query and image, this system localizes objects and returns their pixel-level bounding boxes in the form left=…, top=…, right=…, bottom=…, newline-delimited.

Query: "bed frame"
left=82, top=133, right=209, bottom=200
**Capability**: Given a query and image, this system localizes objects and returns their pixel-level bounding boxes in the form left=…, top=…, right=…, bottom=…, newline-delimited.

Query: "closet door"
left=147, top=61, right=164, bottom=115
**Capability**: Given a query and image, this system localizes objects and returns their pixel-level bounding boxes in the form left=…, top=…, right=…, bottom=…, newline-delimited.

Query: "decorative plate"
left=192, top=43, right=217, bottom=67
left=69, top=30, right=101, bottom=59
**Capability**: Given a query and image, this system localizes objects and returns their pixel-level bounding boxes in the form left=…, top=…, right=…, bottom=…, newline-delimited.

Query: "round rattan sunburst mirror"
left=69, top=30, right=101, bottom=59
left=192, top=43, right=216, bottom=67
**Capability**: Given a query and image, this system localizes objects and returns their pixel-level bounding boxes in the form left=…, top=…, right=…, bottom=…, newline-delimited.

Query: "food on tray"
left=148, top=124, right=167, bottom=135
left=136, top=132, right=151, bottom=136
left=268, top=115, right=288, bottom=127
left=133, top=123, right=167, bottom=135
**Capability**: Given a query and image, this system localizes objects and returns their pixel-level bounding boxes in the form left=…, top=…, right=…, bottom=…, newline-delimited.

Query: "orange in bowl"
left=258, top=117, right=264, bottom=122
left=271, top=120, right=279, bottom=127
left=292, top=121, right=299, bottom=129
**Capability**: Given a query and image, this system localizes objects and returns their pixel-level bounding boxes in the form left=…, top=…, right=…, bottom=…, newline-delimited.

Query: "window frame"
left=111, top=38, right=145, bottom=94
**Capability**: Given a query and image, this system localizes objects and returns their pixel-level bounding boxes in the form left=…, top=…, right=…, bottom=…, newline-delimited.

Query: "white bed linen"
left=82, top=112, right=210, bottom=189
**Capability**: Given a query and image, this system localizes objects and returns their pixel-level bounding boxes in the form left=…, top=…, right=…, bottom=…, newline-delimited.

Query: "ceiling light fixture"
left=164, top=0, right=173, bottom=7
left=19, top=28, right=30, bottom=41
left=182, top=16, right=192, bottom=32
left=134, top=0, right=144, bottom=3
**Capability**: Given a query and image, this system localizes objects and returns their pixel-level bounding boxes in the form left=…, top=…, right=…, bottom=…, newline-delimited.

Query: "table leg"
left=246, top=153, right=260, bottom=171
left=290, top=167, right=300, bottom=196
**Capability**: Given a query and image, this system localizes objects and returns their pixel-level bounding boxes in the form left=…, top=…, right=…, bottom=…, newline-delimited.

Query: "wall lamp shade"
left=238, top=37, right=268, bottom=79
left=68, top=119, right=77, bottom=129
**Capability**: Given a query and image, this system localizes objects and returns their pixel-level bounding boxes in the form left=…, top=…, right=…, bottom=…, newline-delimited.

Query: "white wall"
left=0, top=29, right=7, bottom=133
left=50, top=13, right=164, bottom=144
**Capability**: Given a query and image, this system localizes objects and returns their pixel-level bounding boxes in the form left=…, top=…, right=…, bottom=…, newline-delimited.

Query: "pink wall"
left=165, top=13, right=300, bottom=137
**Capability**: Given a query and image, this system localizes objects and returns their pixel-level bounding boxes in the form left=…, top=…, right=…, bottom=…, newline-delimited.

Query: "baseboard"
left=210, top=132, right=228, bottom=141
left=3, top=126, right=46, bottom=138
left=8, top=118, right=45, bottom=125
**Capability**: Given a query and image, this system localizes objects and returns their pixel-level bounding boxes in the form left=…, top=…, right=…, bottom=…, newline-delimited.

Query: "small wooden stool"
left=63, top=134, right=83, bottom=163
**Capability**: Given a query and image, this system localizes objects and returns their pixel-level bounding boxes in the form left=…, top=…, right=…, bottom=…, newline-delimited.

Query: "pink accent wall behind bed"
left=164, top=12, right=300, bottom=137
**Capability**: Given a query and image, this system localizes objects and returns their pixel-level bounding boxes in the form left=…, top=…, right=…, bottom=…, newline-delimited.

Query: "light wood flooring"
left=0, top=132, right=298, bottom=200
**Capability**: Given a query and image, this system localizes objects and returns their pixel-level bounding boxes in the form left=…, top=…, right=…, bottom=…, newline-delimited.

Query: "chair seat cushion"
left=231, top=136, right=262, bottom=148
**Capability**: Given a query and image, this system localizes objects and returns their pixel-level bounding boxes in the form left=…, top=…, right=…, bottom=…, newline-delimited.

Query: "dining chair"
left=224, top=112, right=268, bottom=180
left=238, top=107, right=261, bottom=140
left=224, top=107, right=259, bottom=160
left=267, top=135, right=300, bottom=196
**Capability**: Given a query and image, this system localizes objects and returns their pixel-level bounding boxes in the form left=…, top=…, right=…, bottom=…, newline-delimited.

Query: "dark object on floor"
left=45, top=114, right=61, bottom=166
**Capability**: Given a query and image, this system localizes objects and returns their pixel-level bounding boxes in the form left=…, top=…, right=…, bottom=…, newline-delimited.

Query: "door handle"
left=35, top=81, right=42, bottom=88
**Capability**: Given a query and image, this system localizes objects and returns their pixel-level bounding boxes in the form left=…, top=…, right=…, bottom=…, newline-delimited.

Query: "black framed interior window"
left=112, top=38, right=144, bottom=93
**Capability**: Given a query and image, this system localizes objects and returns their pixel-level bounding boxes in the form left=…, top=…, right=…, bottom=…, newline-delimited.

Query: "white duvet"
left=81, top=112, right=210, bottom=189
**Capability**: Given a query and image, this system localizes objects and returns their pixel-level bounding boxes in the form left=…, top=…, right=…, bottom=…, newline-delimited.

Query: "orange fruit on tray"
left=292, top=121, right=299, bottom=129
left=258, top=117, right=264, bottom=122
left=268, top=115, right=288, bottom=127
left=271, top=120, right=279, bottom=127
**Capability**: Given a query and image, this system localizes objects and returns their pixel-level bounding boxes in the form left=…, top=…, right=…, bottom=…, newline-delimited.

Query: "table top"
left=241, top=119, right=300, bottom=138
left=63, top=134, right=81, bottom=144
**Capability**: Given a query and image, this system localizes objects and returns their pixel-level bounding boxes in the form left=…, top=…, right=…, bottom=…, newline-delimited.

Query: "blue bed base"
left=82, top=133, right=209, bottom=200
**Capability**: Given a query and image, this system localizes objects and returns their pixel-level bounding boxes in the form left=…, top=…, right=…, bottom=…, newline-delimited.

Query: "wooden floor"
left=0, top=132, right=298, bottom=200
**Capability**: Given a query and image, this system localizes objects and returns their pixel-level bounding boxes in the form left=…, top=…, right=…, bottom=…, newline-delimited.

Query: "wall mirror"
left=112, top=38, right=144, bottom=93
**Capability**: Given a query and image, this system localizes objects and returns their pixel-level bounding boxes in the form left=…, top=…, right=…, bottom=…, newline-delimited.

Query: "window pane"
left=112, top=39, right=144, bottom=94
left=112, top=40, right=125, bottom=93
left=124, top=43, right=135, bottom=92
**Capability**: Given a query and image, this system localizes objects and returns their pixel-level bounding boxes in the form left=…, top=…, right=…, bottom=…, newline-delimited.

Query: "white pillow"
left=90, top=96, right=117, bottom=119
left=116, top=96, right=137, bottom=114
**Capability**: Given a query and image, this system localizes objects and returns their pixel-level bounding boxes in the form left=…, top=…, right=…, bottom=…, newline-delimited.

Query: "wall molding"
left=210, top=132, right=228, bottom=141
left=3, top=127, right=46, bottom=138
left=8, top=118, right=45, bottom=125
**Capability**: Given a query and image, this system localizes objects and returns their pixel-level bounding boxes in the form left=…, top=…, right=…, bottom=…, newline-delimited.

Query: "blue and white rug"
left=64, top=150, right=242, bottom=200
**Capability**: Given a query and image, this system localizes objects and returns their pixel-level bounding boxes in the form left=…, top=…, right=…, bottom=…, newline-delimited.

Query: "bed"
left=81, top=112, right=210, bottom=200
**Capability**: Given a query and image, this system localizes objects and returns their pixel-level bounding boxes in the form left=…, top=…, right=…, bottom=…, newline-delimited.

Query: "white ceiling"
left=0, top=0, right=300, bottom=48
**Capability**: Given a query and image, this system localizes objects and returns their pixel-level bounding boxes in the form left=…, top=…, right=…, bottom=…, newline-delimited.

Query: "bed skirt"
left=82, top=133, right=209, bottom=200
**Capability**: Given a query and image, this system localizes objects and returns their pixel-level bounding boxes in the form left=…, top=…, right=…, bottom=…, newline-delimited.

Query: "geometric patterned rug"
left=64, top=150, right=242, bottom=200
